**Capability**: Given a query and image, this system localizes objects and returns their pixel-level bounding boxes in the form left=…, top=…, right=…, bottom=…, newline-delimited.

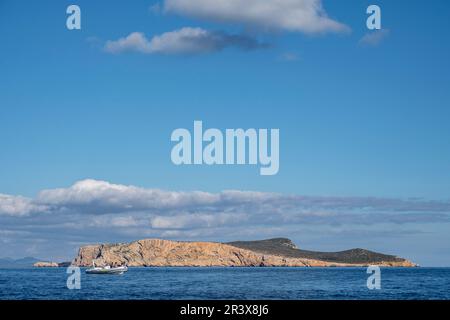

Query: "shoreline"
left=33, top=265, right=421, bottom=268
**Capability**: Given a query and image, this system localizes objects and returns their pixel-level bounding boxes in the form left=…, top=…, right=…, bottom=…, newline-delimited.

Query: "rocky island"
left=72, top=238, right=416, bottom=267
left=33, top=261, right=59, bottom=267
left=33, top=261, right=72, bottom=267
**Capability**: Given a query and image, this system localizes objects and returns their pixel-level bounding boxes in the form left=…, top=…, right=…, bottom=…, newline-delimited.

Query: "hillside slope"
left=227, top=238, right=408, bottom=264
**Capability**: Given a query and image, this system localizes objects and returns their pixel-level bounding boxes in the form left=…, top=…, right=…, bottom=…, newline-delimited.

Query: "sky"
left=0, top=0, right=450, bottom=266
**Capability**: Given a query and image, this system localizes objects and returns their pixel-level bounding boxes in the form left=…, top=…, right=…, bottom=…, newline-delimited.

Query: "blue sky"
left=1, top=0, right=450, bottom=266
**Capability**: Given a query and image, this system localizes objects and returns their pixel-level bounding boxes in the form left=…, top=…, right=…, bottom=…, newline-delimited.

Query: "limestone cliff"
left=72, top=238, right=416, bottom=267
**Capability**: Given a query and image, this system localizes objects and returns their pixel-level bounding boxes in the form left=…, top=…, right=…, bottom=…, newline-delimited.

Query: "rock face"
left=72, top=238, right=416, bottom=267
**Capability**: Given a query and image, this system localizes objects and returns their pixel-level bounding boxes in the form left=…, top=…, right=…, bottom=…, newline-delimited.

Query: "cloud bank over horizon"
left=1, top=179, right=450, bottom=263
left=2, top=179, right=450, bottom=219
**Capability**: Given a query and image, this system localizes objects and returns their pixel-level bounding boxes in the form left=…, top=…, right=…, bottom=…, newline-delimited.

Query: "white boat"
left=86, top=262, right=128, bottom=275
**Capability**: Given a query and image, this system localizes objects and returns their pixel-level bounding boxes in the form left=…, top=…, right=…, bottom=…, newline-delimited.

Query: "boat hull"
left=85, top=266, right=128, bottom=275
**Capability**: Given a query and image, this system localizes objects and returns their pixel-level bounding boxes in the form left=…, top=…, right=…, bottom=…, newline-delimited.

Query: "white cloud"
left=150, top=212, right=247, bottom=229
left=88, top=215, right=142, bottom=228
left=359, top=29, right=390, bottom=47
left=111, top=216, right=141, bottom=227
left=105, top=27, right=267, bottom=55
left=164, top=0, right=350, bottom=34
left=105, top=32, right=153, bottom=54
left=0, top=194, right=47, bottom=216
left=37, top=179, right=220, bottom=212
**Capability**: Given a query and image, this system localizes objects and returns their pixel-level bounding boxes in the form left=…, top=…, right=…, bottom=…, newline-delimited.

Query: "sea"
left=1, top=267, right=449, bottom=300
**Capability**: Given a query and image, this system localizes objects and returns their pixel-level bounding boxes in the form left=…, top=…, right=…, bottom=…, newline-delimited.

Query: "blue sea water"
left=0, top=267, right=449, bottom=300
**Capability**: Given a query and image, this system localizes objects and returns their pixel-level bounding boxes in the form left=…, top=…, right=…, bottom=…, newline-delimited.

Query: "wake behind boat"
left=86, top=262, right=128, bottom=275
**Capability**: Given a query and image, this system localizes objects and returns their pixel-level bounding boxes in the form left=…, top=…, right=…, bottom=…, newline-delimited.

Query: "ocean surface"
left=1, top=267, right=449, bottom=300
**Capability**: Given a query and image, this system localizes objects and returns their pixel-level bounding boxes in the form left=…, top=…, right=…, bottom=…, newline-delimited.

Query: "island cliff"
left=72, top=238, right=416, bottom=267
